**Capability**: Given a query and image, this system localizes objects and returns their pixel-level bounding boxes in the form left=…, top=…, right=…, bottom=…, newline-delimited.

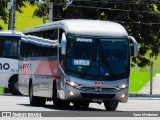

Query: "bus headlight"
left=66, top=80, right=79, bottom=87
left=70, top=81, right=76, bottom=86
left=118, top=84, right=128, bottom=89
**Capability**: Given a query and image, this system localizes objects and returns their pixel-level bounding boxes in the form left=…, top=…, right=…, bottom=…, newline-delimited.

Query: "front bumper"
left=60, top=84, right=129, bottom=103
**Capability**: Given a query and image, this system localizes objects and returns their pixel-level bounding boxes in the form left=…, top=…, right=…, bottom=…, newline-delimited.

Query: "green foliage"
left=62, top=1, right=160, bottom=67
left=130, top=53, right=160, bottom=92
left=0, top=2, right=43, bottom=31
left=0, top=0, right=8, bottom=30
left=32, top=0, right=50, bottom=23
left=0, top=87, right=3, bottom=93
left=0, top=0, right=26, bottom=30
left=16, top=0, right=26, bottom=13
left=1, top=0, right=160, bottom=67
left=130, top=71, right=150, bottom=92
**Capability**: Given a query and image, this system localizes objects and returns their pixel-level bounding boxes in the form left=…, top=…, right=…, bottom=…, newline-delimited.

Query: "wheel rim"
left=14, top=82, right=19, bottom=90
left=111, top=102, right=118, bottom=108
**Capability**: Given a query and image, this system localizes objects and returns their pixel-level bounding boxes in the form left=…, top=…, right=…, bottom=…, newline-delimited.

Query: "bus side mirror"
left=61, top=33, right=67, bottom=55
left=128, top=36, right=138, bottom=57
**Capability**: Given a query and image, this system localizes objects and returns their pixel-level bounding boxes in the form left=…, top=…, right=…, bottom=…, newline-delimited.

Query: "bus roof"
left=0, top=30, right=22, bottom=37
left=23, top=19, right=128, bottom=37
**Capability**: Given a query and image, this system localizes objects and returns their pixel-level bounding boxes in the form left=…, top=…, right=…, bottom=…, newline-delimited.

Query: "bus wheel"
left=52, top=83, right=70, bottom=108
left=81, top=102, right=90, bottom=109
left=73, top=102, right=90, bottom=109
left=9, top=77, right=21, bottom=95
left=104, top=101, right=118, bottom=111
left=73, top=102, right=81, bottom=109
left=29, top=83, right=46, bottom=106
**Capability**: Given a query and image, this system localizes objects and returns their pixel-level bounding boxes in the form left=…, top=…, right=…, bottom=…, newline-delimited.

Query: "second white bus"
left=0, top=30, right=22, bottom=95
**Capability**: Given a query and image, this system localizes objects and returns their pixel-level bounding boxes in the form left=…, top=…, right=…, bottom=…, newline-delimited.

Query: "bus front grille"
left=80, top=93, right=115, bottom=99
left=78, top=87, right=117, bottom=92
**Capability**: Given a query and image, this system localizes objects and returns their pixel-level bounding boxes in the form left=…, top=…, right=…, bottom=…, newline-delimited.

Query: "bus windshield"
left=66, top=35, right=130, bottom=80
left=0, top=36, right=20, bottom=58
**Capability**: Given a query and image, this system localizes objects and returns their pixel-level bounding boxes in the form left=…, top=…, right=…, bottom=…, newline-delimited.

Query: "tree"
left=32, top=0, right=50, bottom=23
left=0, top=0, right=26, bottom=30
left=32, top=0, right=160, bottom=67
left=0, top=0, right=8, bottom=30
left=62, top=0, right=160, bottom=67
left=96, top=1, right=160, bottom=67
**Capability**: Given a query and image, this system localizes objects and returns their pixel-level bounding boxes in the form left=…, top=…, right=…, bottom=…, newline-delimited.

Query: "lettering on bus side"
left=0, top=63, right=10, bottom=70
left=22, top=63, right=30, bottom=78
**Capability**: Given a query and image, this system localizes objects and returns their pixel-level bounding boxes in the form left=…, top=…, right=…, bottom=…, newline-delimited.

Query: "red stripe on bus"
left=52, top=75, right=60, bottom=80
left=35, top=60, right=58, bottom=75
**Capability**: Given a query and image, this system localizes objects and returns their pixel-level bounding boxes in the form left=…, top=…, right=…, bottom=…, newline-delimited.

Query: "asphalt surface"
left=0, top=94, right=160, bottom=120
left=0, top=94, right=160, bottom=111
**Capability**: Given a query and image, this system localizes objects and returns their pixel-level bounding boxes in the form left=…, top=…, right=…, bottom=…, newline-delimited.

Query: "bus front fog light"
left=121, top=94, right=125, bottom=99
left=69, top=91, right=74, bottom=96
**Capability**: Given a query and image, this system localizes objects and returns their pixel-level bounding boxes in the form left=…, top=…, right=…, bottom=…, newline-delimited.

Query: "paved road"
left=0, top=94, right=160, bottom=111
left=0, top=94, right=160, bottom=120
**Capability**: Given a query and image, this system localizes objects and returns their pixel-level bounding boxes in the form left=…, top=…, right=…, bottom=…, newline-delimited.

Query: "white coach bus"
left=19, top=19, right=138, bottom=110
left=0, top=30, right=22, bottom=95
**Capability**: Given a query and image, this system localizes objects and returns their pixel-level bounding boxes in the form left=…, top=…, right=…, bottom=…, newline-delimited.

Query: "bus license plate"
left=92, top=99, right=103, bottom=102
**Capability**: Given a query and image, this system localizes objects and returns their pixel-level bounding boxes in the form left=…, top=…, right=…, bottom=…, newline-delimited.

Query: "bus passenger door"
left=57, top=31, right=67, bottom=99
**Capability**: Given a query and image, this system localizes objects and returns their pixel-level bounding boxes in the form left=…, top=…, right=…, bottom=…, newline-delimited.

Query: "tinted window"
left=20, top=42, right=57, bottom=57
left=0, top=36, right=20, bottom=59
left=27, top=29, right=58, bottom=40
left=66, top=35, right=130, bottom=80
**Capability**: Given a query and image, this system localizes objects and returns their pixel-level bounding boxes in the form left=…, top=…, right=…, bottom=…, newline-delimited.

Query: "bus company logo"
left=94, top=81, right=104, bottom=86
left=22, top=63, right=30, bottom=78
left=0, top=63, right=10, bottom=70
left=95, top=87, right=102, bottom=92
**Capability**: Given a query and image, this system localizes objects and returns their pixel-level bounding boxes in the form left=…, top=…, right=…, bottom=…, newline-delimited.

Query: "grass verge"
left=130, top=54, right=160, bottom=93
left=0, top=87, right=3, bottom=93
left=130, top=71, right=150, bottom=92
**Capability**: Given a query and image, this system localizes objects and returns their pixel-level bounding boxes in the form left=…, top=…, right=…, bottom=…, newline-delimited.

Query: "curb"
left=129, top=93, right=160, bottom=98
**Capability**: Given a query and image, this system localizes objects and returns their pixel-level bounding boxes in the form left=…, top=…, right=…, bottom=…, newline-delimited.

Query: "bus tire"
left=52, top=82, right=70, bottom=108
left=73, top=102, right=90, bottom=109
left=29, top=83, right=46, bottom=106
left=73, top=102, right=81, bottom=109
left=104, top=101, right=118, bottom=111
left=81, top=102, right=90, bottom=109
left=9, top=77, right=21, bottom=95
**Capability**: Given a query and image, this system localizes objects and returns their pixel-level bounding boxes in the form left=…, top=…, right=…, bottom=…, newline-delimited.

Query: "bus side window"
left=45, top=29, right=58, bottom=40
left=20, top=42, right=24, bottom=57
left=21, top=42, right=28, bottom=57
left=43, top=47, right=57, bottom=56
left=3, top=40, right=18, bottom=57
left=53, top=29, right=58, bottom=40
left=0, top=39, right=3, bottom=57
